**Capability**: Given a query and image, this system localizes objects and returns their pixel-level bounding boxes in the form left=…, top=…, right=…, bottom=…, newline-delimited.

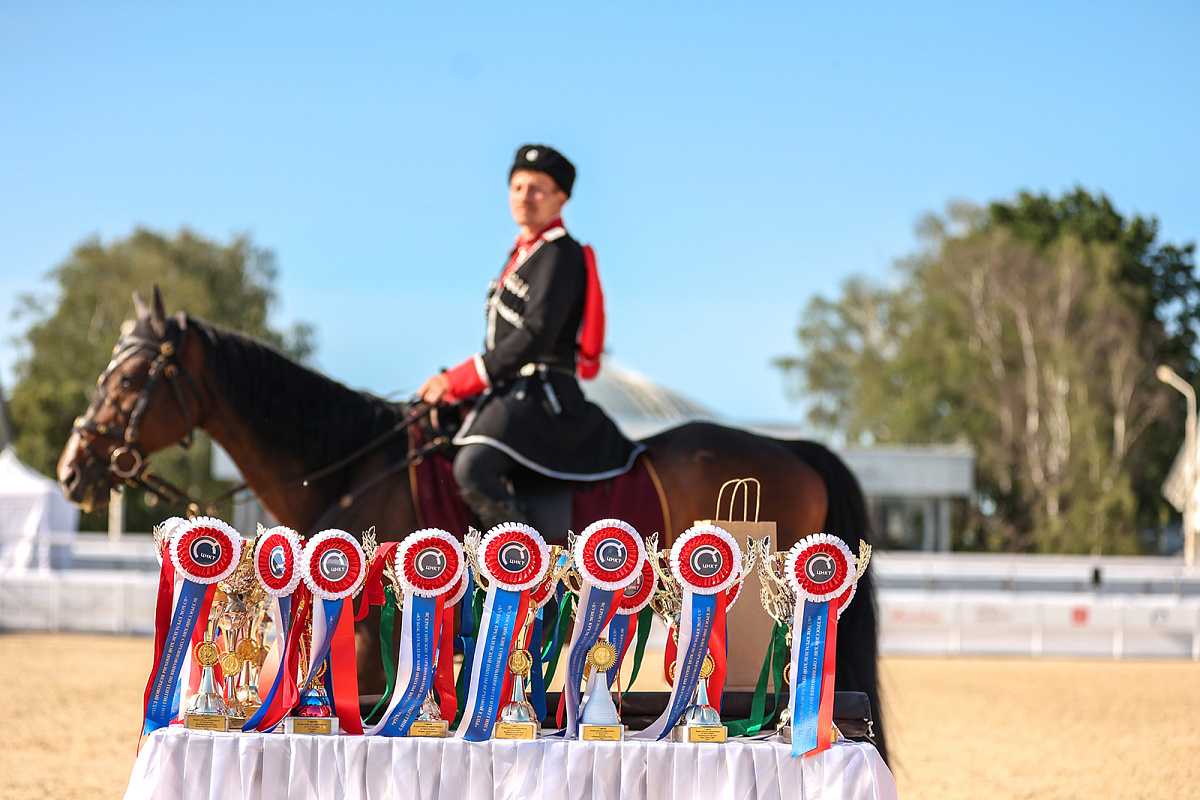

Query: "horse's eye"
left=120, top=373, right=135, bottom=389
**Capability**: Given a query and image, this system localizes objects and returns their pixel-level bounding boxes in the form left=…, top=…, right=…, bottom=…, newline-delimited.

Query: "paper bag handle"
left=715, top=478, right=761, bottom=523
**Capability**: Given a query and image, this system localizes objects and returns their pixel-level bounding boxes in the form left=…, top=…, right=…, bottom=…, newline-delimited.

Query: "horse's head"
left=57, top=287, right=206, bottom=513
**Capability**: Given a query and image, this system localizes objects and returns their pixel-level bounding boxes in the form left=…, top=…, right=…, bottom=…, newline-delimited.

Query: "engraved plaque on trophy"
left=185, top=640, right=231, bottom=732
left=578, top=639, right=624, bottom=741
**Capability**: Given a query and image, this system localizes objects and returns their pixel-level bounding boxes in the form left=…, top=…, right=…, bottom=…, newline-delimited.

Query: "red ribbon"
left=434, top=603, right=457, bottom=719
left=252, top=587, right=311, bottom=731
left=355, top=542, right=400, bottom=621
left=707, top=590, right=728, bottom=711
left=329, top=597, right=363, bottom=734
left=810, top=598, right=842, bottom=755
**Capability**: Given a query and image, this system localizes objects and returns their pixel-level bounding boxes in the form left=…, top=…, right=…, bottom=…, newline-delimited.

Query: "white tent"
left=0, top=448, right=78, bottom=572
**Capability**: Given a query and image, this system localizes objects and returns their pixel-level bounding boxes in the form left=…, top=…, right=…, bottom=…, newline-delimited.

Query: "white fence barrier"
left=3, top=545, right=1200, bottom=659
left=879, top=590, right=1200, bottom=659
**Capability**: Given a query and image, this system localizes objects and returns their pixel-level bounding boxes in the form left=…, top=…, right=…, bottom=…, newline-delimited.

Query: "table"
left=125, top=728, right=897, bottom=800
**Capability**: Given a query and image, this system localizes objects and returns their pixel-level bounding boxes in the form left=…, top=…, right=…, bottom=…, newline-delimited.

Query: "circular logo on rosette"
left=397, top=528, right=464, bottom=598
left=670, top=524, right=742, bottom=595
left=301, top=529, right=367, bottom=600
left=169, top=517, right=242, bottom=584
left=785, top=533, right=854, bottom=603
left=253, top=526, right=303, bottom=597
left=574, top=519, right=646, bottom=592
left=480, top=523, right=549, bottom=592
left=616, top=557, right=656, bottom=615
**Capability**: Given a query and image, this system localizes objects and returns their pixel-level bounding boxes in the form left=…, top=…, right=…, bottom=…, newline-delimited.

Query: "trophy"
left=465, top=528, right=572, bottom=739
left=755, top=537, right=796, bottom=737
left=773, top=535, right=871, bottom=753
left=184, top=633, right=230, bottom=731
left=565, top=520, right=647, bottom=742
left=285, top=529, right=368, bottom=735
left=643, top=527, right=751, bottom=743
left=458, top=524, right=552, bottom=741
left=363, top=528, right=465, bottom=738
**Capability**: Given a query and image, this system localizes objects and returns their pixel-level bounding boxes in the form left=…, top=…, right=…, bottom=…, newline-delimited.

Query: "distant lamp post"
left=1157, top=365, right=1196, bottom=567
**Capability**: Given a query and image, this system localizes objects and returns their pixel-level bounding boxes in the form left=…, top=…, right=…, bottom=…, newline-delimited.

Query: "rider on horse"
left=418, top=144, right=641, bottom=532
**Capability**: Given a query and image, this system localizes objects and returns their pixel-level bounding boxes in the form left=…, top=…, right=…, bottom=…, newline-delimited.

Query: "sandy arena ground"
left=1, top=632, right=1198, bottom=799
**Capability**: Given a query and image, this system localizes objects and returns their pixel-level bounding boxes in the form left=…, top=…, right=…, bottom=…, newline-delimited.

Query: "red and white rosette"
left=301, top=529, right=367, bottom=601
left=396, top=528, right=464, bottom=597
left=573, top=518, right=647, bottom=592
left=616, top=557, right=656, bottom=615
left=169, top=517, right=242, bottom=584
left=670, top=524, right=742, bottom=595
left=254, top=526, right=304, bottom=597
left=478, top=522, right=549, bottom=592
left=785, top=533, right=855, bottom=603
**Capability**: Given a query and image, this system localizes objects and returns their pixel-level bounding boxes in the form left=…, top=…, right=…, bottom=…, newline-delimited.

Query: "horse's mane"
left=184, top=316, right=405, bottom=471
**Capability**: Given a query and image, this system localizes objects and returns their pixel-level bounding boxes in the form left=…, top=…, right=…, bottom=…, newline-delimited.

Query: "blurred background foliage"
left=8, top=227, right=315, bottom=531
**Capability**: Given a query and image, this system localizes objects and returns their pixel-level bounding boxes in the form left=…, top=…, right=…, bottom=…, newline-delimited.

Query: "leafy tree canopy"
left=9, top=227, right=315, bottom=531
left=777, top=189, right=1198, bottom=554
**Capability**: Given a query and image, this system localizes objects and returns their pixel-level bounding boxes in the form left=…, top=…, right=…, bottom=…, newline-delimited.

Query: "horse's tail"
left=784, top=440, right=888, bottom=764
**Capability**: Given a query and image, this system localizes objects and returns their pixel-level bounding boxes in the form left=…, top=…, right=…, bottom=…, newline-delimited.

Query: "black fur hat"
left=509, top=144, right=576, bottom=196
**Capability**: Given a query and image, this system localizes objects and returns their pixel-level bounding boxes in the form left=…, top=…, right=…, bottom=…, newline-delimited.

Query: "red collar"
left=515, top=216, right=564, bottom=249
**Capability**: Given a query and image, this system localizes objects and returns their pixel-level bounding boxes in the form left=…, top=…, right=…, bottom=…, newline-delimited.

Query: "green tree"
left=9, top=227, right=315, bottom=531
left=777, top=190, right=1199, bottom=554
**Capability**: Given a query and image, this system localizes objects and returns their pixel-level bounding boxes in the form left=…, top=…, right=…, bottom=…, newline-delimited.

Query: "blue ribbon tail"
left=792, top=600, right=828, bottom=756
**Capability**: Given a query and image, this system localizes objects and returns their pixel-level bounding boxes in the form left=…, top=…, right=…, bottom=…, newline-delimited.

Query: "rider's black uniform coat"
left=451, top=222, right=641, bottom=479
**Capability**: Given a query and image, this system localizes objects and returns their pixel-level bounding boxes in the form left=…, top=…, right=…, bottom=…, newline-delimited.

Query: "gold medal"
left=195, top=641, right=220, bottom=667
left=220, top=651, right=243, bottom=674
left=235, top=639, right=258, bottom=661
left=699, top=654, right=715, bottom=680
left=667, top=660, right=676, bottom=682
left=507, top=649, right=533, bottom=677
left=585, top=639, right=618, bottom=674
left=782, top=663, right=791, bottom=686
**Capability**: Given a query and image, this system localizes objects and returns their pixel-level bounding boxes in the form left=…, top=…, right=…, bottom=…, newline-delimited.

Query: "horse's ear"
left=132, top=291, right=149, bottom=320
left=150, top=285, right=168, bottom=337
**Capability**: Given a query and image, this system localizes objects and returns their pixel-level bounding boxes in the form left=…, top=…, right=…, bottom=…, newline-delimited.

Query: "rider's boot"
left=460, top=489, right=532, bottom=532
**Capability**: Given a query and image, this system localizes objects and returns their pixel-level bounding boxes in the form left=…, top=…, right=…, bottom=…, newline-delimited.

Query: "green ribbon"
left=726, top=621, right=789, bottom=737
left=364, top=585, right=399, bottom=724
left=622, top=605, right=654, bottom=697
left=541, top=591, right=575, bottom=687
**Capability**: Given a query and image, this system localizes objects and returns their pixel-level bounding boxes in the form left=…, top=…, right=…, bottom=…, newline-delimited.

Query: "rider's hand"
left=418, top=373, right=450, bottom=405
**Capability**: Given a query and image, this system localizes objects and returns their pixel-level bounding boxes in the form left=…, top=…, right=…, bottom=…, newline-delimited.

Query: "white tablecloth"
left=125, top=729, right=896, bottom=800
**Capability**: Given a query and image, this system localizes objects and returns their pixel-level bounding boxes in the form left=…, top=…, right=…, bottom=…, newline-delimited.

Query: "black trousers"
left=452, top=443, right=526, bottom=531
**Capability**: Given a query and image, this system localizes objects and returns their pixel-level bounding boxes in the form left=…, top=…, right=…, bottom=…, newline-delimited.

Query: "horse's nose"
left=61, top=465, right=82, bottom=499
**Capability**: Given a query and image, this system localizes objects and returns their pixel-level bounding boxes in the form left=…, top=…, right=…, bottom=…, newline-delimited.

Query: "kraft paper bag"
left=695, top=478, right=778, bottom=693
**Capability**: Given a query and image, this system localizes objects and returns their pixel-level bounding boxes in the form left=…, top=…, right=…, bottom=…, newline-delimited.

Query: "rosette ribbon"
left=785, top=533, right=856, bottom=757
left=457, top=523, right=549, bottom=741
left=559, top=519, right=646, bottom=736
left=141, top=518, right=242, bottom=736
left=297, top=529, right=367, bottom=734
left=242, top=527, right=304, bottom=732
left=636, top=525, right=741, bottom=740
left=369, top=529, right=464, bottom=736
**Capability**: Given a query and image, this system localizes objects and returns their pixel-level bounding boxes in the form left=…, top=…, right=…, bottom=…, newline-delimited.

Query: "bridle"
left=73, top=315, right=444, bottom=521
left=72, top=316, right=215, bottom=514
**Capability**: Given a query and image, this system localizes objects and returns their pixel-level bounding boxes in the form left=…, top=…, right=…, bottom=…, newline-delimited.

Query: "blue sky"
left=1, top=2, right=1197, bottom=425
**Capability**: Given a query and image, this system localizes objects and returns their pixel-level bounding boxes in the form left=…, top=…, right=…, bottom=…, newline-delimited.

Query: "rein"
left=75, top=317, right=444, bottom=519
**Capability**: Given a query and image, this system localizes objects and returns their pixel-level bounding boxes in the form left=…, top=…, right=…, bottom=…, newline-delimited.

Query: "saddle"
left=410, top=408, right=668, bottom=542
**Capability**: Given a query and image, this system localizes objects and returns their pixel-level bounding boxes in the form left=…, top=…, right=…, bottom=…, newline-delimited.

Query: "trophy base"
left=671, top=724, right=727, bottom=743
left=776, top=726, right=792, bottom=743
left=579, top=724, right=624, bottom=742
left=185, top=714, right=230, bottom=732
left=407, top=720, right=449, bottom=738
left=285, top=716, right=340, bottom=735
left=227, top=717, right=248, bottom=730
left=493, top=722, right=538, bottom=740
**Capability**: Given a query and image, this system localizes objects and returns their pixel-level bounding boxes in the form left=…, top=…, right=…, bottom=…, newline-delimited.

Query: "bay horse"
left=57, top=290, right=884, bottom=758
